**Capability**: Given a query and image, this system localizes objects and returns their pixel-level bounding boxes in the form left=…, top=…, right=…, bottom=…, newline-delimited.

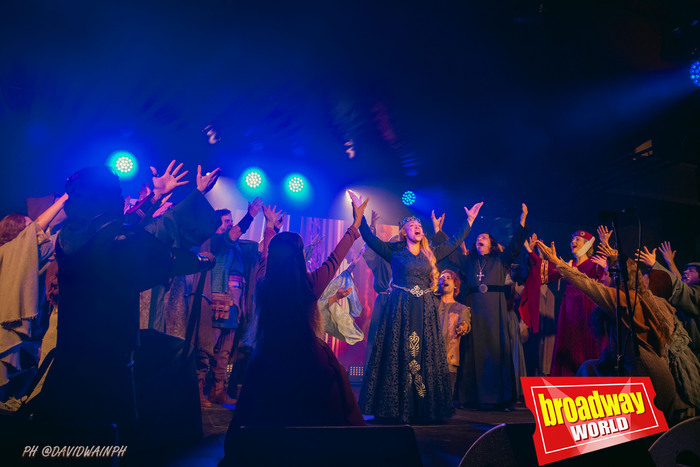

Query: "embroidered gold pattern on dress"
left=409, top=331, right=419, bottom=357
left=409, top=360, right=420, bottom=374
left=414, top=374, right=426, bottom=397
left=540, top=260, right=549, bottom=283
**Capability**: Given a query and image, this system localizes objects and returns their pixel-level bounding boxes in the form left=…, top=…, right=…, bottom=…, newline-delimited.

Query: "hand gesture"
left=659, top=241, right=676, bottom=264
left=464, top=202, right=484, bottom=226
left=262, top=204, right=283, bottom=226
left=275, top=212, right=286, bottom=231
left=196, top=165, right=221, bottom=194
left=431, top=210, right=445, bottom=233
left=635, top=246, right=657, bottom=268
left=330, top=286, right=353, bottom=306
left=590, top=255, right=608, bottom=270
left=597, top=225, right=612, bottom=245
left=520, top=203, right=528, bottom=227
left=597, top=242, right=618, bottom=261
left=370, top=210, right=380, bottom=228
left=138, top=183, right=151, bottom=202
left=535, top=240, right=563, bottom=266
left=456, top=321, right=471, bottom=337
left=348, top=190, right=370, bottom=229
left=151, top=160, right=190, bottom=198
left=248, top=197, right=263, bottom=217
left=350, top=245, right=367, bottom=265
left=524, top=233, right=538, bottom=255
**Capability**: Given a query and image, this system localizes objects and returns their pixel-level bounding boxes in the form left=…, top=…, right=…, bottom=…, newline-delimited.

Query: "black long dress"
left=358, top=217, right=471, bottom=422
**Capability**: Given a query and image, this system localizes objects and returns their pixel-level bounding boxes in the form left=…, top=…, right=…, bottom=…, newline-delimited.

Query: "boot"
left=209, top=379, right=237, bottom=406
left=199, top=379, right=211, bottom=408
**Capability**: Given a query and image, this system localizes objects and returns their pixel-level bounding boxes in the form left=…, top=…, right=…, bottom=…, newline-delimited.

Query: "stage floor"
left=171, top=399, right=537, bottom=466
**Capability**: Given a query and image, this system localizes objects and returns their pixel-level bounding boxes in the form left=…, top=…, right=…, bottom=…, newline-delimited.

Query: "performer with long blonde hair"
left=351, top=191, right=482, bottom=423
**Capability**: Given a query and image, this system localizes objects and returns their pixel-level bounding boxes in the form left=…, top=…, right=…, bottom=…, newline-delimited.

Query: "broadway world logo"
left=521, top=377, right=668, bottom=465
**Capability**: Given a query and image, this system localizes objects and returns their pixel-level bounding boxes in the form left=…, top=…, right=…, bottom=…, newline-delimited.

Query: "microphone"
left=598, top=208, right=635, bottom=222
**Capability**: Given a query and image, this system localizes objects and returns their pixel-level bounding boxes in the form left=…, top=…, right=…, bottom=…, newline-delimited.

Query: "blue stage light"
left=107, top=151, right=138, bottom=179
left=288, top=175, right=305, bottom=193
left=691, top=61, right=700, bottom=87
left=239, top=167, right=267, bottom=195
left=402, top=190, right=416, bottom=206
left=245, top=170, right=262, bottom=188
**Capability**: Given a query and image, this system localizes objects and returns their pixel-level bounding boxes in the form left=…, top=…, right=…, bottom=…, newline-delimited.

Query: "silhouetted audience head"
left=64, top=166, right=122, bottom=222
left=256, top=232, right=318, bottom=348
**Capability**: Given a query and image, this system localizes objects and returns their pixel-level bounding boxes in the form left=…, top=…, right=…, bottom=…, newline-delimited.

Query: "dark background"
left=2, top=0, right=699, bottom=262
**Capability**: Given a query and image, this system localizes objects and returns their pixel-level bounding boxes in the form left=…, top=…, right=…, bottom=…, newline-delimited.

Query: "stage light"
left=239, top=167, right=267, bottom=195
left=107, top=151, right=138, bottom=179
left=245, top=170, right=262, bottom=188
left=690, top=60, right=700, bottom=87
left=402, top=190, right=416, bottom=206
left=288, top=175, right=305, bottom=193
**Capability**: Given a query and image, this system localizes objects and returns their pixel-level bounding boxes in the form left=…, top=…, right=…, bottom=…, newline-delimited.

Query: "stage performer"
left=357, top=197, right=483, bottom=423
left=520, top=229, right=606, bottom=377
left=32, top=166, right=219, bottom=444
left=537, top=241, right=696, bottom=424
left=455, top=204, right=529, bottom=410
left=437, top=270, right=471, bottom=397
left=221, top=194, right=369, bottom=458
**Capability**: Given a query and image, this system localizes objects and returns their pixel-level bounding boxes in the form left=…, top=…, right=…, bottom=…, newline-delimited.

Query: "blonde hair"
left=401, top=224, right=439, bottom=291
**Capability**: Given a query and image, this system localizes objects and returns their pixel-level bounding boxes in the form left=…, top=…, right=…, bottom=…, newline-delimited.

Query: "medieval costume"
left=455, top=224, right=529, bottom=408
left=358, top=216, right=472, bottom=422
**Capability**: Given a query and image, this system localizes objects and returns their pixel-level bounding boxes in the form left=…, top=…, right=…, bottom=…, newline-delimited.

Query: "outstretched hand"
left=659, top=241, right=676, bottom=263
left=348, top=190, right=370, bottom=229
left=248, top=197, right=264, bottom=217
left=590, top=255, right=608, bottom=270
left=464, top=202, right=484, bottom=226
left=597, top=242, right=618, bottom=261
left=431, top=210, right=445, bottom=233
left=635, top=246, right=657, bottom=268
left=370, top=210, right=380, bottom=228
left=597, top=225, right=613, bottom=245
left=535, top=240, right=563, bottom=266
left=262, top=204, right=283, bottom=226
left=196, top=166, right=221, bottom=195
left=520, top=203, right=528, bottom=227
left=151, top=160, right=189, bottom=198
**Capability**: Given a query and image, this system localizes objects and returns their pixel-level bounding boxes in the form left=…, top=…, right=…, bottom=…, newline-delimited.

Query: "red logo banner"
left=521, top=377, right=668, bottom=465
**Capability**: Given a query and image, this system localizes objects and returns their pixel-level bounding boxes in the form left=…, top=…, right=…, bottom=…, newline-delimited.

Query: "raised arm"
left=309, top=193, right=368, bottom=297
left=35, top=193, right=68, bottom=233
left=501, top=204, right=530, bottom=265
left=432, top=201, right=483, bottom=261
left=228, top=197, right=262, bottom=242
left=536, top=240, right=617, bottom=315
left=659, top=241, right=682, bottom=280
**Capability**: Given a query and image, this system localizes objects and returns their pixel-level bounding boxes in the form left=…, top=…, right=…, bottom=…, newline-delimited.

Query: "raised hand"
left=349, top=191, right=370, bottom=229
left=275, top=212, right=286, bottom=231
left=371, top=210, right=380, bottom=228
left=597, top=225, right=612, bottom=245
left=635, top=246, right=657, bottom=268
left=520, top=203, right=528, bottom=227
left=659, top=241, right=676, bottom=264
left=459, top=241, right=469, bottom=256
left=431, top=210, right=445, bottom=233
left=597, top=242, right=618, bottom=261
left=151, top=160, right=190, bottom=198
left=262, top=204, right=283, bottom=226
left=196, top=165, right=221, bottom=194
left=350, top=245, right=367, bottom=265
left=535, top=240, right=563, bottom=266
left=248, top=197, right=264, bottom=217
left=464, top=202, right=484, bottom=226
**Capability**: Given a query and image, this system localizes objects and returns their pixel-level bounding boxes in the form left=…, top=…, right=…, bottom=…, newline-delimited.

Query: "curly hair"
left=0, top=213, right=28, bottom=246
left=439, top=269, right=461, bottom=296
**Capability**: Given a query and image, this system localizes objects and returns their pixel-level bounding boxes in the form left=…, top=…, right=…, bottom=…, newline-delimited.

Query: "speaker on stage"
left=223, top=425, right=422, bottom=467
left=459, top=422, right=655, bottom=467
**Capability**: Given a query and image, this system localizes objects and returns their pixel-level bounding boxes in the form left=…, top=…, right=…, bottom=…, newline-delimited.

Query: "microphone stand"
left=609, top=217, right=640, bottom=377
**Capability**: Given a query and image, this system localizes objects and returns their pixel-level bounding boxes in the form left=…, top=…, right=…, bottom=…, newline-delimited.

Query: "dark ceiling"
left=2, top=0, right=700, bottom=253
